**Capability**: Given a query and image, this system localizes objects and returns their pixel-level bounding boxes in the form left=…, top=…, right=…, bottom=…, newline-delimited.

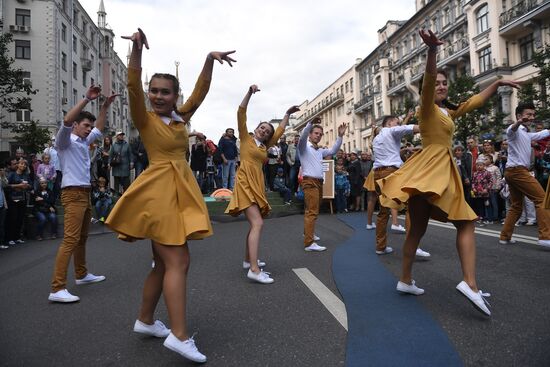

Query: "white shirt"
left=373, top=125, right=415, bottom=169
left=506, top=124, right=550, bottom=169
left=44, top=145, right=60, bottom=171
left=298, top=122, right=342, bottom=179
left=56, top=125, right=103, bottom=188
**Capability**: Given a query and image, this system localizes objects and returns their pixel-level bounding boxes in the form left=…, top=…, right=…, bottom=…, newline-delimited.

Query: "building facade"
left=0, top=0, right=130, bottom=155
left=293, top=66, right=360, bottom=153
left=354, top=0, right=550, bottom=149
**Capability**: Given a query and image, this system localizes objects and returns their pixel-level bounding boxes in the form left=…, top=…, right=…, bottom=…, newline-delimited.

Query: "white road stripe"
left=398, top=216, right=539, bottom=245
left=293, top=268, right=348, bottom=331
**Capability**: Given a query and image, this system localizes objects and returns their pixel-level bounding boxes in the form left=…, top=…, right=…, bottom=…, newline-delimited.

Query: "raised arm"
left=178, top=50, right=237, bottom=123
left=477, top=79, right=521, bottom=105
left=121, top=28, right=149, bottom=130
left=418, top=29, right=443, bottom=120
left=324, top=123, right=348, bottom=157
left=267, top=105, right=300, bottom=147
left=95, top=93, right=121, bottom=133
left=237, top=85, right=259, bottom=139
left=63, top=85, right=101, bottom=127
left=298, top=118, right=318, bottom=154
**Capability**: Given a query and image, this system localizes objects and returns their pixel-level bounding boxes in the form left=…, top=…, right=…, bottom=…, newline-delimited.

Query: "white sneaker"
left=242, top=259, right=267, bottom=269
left=375, top=246, right=393, bottom=255
left=525, top=220, right=537, bottom=226
left=163, top=332, right=207, bottom=363
left=396, top=280, right=425, bottom=295
left=415, top=248, right=431, bottom=258
left=75, top=273, right=106, bottom=285
left=391, top=224, right=406, bottom=233
left=538, top=239, right=550, bottom=248
left=304, top=242, right=327, bottom=252
left=247, top=269, right=274, bottom=284
left=48, top=289, right=80, bottom=303
left=366, top=223, right=376, bottom=230
left=133, top=319, right=171, bottom=338
left=456, top=281, right=491, bottom=316
left=498, top=239, right=517, bottom=245
left=303, top=234, right=321, bottom=241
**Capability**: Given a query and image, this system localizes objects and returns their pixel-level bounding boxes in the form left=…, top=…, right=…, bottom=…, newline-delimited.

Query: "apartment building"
left=0, top=0, right=130, bottom=155
left=293, top=66, right=360, bottom=153
left=354, top=0, right=550, bottom=149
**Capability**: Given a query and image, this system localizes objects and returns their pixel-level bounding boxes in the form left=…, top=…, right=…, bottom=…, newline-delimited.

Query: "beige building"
left=0, top=0, right=130, bottom=155
left=355, top=0, right=550, bottom=148
left=293, top=66, right=360, bottom=153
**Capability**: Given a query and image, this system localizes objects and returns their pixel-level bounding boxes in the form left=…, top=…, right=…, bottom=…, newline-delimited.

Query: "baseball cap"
left=116, top=131, right=125, bottom=136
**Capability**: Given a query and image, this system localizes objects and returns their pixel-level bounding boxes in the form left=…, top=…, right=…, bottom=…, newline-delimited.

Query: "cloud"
left=81, top=0, right=416, bottom=139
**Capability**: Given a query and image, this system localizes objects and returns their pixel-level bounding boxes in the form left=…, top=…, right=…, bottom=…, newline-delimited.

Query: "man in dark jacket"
left=131, top=135, right=148, bottom=178
left=110, top=131, right=134, bottom=195
left=218, top=128, right=238, bottom=190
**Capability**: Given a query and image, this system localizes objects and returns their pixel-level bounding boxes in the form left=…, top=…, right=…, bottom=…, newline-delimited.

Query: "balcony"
left=354, top=94, right=374, bottom=114
left=387, top=75, right=406, bottom=96
left=499, top=0, right=550, bottom=35
left=294, top=94, right=344, bottom=129
left=9, top=24, right=30, bottom=33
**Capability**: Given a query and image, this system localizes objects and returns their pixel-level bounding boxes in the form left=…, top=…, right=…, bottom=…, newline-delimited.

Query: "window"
left=350, top=78, right=354, bottom=92
left=90, top=78, right=95, bottom=87
left=16, top=109, right=31, bottom=122
left=73, top=62, right=77, bottom=80
left=21, top=71, right=31, bottom=87
left=82, top=71, right=87, bottom=86
left=61, top=52, right=67, bottom=71
left=443, top=8, right=450, bottom=27
left=82, top=21, right=88, bottom=38
left=73, top=10, right=79, bottom=28
left=345, top=81, right=349, bottom=93
left=15, top=9, right=31, bottom=27
left=62, top=81, right=67, bottom=99
left=519, top=34, right=534, bottom=63
left=476, top=4, right=489, bottom=34
left=73, top=89, right=78, bottom=105
left=61, top=23, right=67, bottom=42
left=15, top=40, right=30, bottom=59
left=478, top=47, right=492, bottom=72
left=73, top=35, right=77, bottom=53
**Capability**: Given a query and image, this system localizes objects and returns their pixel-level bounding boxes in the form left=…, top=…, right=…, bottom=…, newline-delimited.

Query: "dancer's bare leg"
left=400, top=196, right=431, bottom=284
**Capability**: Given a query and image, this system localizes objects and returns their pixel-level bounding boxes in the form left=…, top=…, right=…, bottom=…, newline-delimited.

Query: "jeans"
left=135, top=160, right=146, bottom=178
left=6, top=200, right=26, bottom=241
left=95, top=198, right=112, bottom=219
left=335, top=189, right=347, bottom=213
left=113, top=176, right=130, bottom=194
left=487, top=191, right=499, bottom=221
left=289, top=164, right=300, bottom=193
left=35, top=211, right=58, bottom=237
left=222, top=160, right=236, bottom=190
left=0, top=207, right=6, bottom=245
left=275, top=186, right=292, bottom=202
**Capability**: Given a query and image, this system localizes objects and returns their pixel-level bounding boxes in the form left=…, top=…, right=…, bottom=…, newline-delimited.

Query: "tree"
left=517, top=45, right=550, bottom=123
left=0, top=33, right=37, bottom=124
left=447, top=73, right=505, bottom=147
left=10, top=120, right=51, bottom=154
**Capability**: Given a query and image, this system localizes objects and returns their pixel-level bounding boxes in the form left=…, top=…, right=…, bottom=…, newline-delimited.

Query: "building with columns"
left=0, top=0, right=131, bottom=155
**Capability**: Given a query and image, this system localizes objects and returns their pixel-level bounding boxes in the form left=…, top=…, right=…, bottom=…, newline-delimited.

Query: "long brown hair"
left=419, top=69, right=459, bottom=110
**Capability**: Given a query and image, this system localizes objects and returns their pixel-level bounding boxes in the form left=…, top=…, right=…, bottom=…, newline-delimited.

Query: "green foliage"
left=517, top=45, right=550, bottom=123
left=447, top=74, right=504, bottom=146
left=0, top=33, right=38, bottom=123
left=10, top=120, right=51, bottom=154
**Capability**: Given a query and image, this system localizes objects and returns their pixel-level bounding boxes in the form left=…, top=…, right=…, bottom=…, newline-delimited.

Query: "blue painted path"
left=332, top=213, right=462, bottom=367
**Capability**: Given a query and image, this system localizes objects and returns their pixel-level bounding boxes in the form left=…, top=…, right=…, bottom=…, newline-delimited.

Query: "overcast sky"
left=81, top=0, right=416, bottom=140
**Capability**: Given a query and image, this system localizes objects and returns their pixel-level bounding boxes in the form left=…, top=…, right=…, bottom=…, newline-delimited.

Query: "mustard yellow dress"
left=225, top=106, right=284, bottom=218
left=105, top=68, right=213, bottom=245
left=363, top=170, right=376, bottom=191
left=377, top=72, right=483, bottom=222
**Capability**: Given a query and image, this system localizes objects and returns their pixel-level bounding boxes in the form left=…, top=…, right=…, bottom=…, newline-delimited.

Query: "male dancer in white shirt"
left=49, top=86, right=119, bottom=303
left=372, top=115, right=430, bottom=258
left=298, top=117, right=347, bottom=251
left=499, top=102, right=550, bottom=248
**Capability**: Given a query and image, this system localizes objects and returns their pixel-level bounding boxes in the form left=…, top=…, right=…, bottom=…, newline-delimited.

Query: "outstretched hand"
left=121, top=28, right=149, bottom=50
left=337, top=123, right=348, bottom=137
left=249, top=84, right=260, bottom=94
left=312, top=117, right=321, bottom=125
left=419, top=29, right=443, bottom=49
left=499, top=79, right=522, bottom=89
left=86, top=85, right=102, bottom=101
left=209, top=51, right=237, bottom=67
left=286, top=105, right=300, bottom=115
left=102, top=93, right=121, bottom=108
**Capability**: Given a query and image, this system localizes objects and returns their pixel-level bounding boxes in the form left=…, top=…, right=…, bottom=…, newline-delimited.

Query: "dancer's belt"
left=303, top=176, right=324, bottom=183
left=63, top=186, right=91, bottom=192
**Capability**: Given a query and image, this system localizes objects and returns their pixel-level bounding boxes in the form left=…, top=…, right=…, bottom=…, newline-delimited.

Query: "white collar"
left=254, top=137, right=263, bottom=147
left=160, top=111, right=185, bottom=125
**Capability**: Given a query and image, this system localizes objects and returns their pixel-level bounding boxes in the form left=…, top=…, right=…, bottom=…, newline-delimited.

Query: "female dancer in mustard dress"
left=377, top=30, right=519, bottom=316
left=225, top=85, right=298, bottom=284
left=106, top=28, right=235, bottom=363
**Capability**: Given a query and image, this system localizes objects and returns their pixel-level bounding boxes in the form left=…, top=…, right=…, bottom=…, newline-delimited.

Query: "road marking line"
left=293, top=268, right=348, bottom=331
left=397, top=216, right=539, bottom=245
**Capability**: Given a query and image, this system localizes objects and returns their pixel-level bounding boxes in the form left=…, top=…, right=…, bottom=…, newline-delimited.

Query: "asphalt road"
left=0, top=213, right=549, bottom=366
